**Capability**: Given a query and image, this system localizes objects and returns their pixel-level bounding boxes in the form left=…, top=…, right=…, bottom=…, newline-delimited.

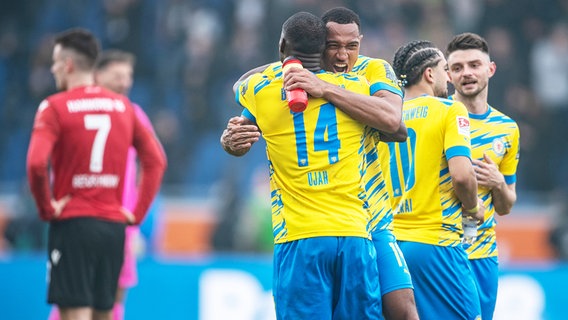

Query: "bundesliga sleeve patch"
left=457, top=116, right=470, bottom=136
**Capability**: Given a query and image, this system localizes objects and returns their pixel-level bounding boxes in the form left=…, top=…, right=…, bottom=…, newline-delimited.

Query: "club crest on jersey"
left=492, top=137, right=506, bottom=156
left=457, top=116, right=470, bottom=136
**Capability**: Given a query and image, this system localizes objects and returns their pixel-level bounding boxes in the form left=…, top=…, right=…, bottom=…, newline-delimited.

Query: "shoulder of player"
left=238, top=72, right=276, bottom=97
left=354, top=55, right=390, bottom=70
left=262, top=61, right=283, bottom=77
left=45, top=86, right=136, bottom=114
left=318, top=71, right=368, bottom=86
left=487, top=105, right=517, bottom=122
left=419, top=95, right=464, bottom=108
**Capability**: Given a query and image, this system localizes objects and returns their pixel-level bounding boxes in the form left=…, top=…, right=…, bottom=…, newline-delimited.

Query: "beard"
left=436, top=89, right=449, bottom=98
left=434, top=84, right=449, bottom=98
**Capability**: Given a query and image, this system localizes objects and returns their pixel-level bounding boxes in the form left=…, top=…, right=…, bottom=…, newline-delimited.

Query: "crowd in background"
left=1, top=0, right=568, bottom=252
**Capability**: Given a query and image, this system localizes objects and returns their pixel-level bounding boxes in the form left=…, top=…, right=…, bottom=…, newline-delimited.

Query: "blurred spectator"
left=530, top=21, right=568, bottom=194
left=484, top=26, right=521, bottom=111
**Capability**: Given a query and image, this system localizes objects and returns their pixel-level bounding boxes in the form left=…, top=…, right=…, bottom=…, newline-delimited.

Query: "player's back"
left=388, top=95, right=471, bottom=246
left=41, top=85, right=138, bottom=222
left=237, top=71, right=373, bottom=243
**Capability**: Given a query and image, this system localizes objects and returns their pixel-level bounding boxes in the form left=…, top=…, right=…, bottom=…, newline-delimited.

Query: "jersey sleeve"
left=365, top=59, right=403, bottom=97
left=131, top=109, right=167, bottom=224
left=500, top=122, right=520, bottom=184
left=26, top=100, right=59, bottom=220
left=236, top=73, right=263, bottom=119
left=444, top=101, right=472, bottom=160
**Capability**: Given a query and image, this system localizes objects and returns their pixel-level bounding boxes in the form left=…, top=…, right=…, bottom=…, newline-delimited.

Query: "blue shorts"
left=372, top=229, right=413, bottom=295
left=273, top=237, right=383, bottom=319
left=398, top=241, right=481, bottom=320
left=469, top=256, right=499, bottom=320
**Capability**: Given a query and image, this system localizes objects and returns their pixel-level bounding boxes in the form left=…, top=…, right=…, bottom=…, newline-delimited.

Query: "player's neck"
left=290, top=51, right=321, bottom=72
left=66, top=72, right=95, bottom=91
left=455, top=91, right=488, bottom=115
left=404, top=83, right=433, bottom=100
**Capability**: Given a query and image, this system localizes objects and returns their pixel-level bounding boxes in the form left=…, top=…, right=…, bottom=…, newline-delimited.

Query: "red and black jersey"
left=27, top=85, right=166, bottom=224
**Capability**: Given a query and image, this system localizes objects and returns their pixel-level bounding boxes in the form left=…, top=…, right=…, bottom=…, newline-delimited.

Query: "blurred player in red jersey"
left=27, top=28, right=166, bottom=320
left=47, top=49, right=161, bottom=320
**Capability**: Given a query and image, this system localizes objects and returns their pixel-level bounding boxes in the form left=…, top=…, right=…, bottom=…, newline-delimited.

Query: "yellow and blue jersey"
left=352, top=55, right=401, bottom=96
left=251, top=56, right=403, bottom=234
left=353, top=56, right=403, bottom=233
left=236, top=70, right=376, bottom=244
left=449, top=96, right=520, bottom=259
left=387, top=95, right=472, bottom=246
left=259, top=61, right=283, bottom=79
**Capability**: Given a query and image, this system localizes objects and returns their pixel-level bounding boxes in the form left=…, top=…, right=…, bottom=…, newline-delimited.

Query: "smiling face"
left=322, top=22, right=362, bottom=73
left=447, top=49, right=495, bottom=98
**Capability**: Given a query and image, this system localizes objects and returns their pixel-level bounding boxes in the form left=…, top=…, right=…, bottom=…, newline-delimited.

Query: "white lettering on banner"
left=494, top=275, right=545, bottom=320
left=72, top=174, right=119, bottom=188
left=199, top=269, right=275, bottom=320
left=67, top=98, right=126, bottom=113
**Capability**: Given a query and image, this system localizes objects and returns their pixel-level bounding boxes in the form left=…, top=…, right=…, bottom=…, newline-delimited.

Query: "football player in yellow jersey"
left=222, top=7, right=419, bottom=320
left=233, top=11, right=385, bottom=319
left=388, top=40, right=485, bottom=320
left=447, top=33, right=520, bottom=320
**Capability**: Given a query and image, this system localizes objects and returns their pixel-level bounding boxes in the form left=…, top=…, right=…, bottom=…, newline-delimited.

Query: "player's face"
left=447, top=49, right=495, bottom=98
left=50, top=44, right=68, bottom=91
left=433, top=57, right=450, bottom=98
left=323, top=22, right=362, bottom=73
left=95, top=61, right=133, bottom=95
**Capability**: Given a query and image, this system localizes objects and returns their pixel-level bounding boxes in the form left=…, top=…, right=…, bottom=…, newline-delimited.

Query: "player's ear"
left=279, top=38, right=286, bottom=57
left=488, top=61, right=496, bottom=79
left=424, top=67, right=434, bottom=84
left=64, top=56, right=74, bottom=73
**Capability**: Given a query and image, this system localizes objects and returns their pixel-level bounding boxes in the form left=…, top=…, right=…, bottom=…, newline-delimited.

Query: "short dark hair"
left=321, top=7, right=361, bottom=33
left=54, top=28, right=100, bottom=70
left=392, top=40, right=443, bottom=87
left=282, top=12, right=326, bottom=54
left=95, top=49, right=136, bottom=71
left=446, top=32, right=490, bottom=56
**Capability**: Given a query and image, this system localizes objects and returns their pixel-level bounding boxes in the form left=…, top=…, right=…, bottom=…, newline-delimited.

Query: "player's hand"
left=283, top=68, right=329, bottom=98
left=473, top=153, right=505, bottom=190
left=474, top=198, right=485, bottom=224
left=221, top=116, right=260, bottom=156
left=121, top=207, right=135, bottom=225
left=51, top=195, right=71, bottom=218
left=463, top=198, right=485, bottom=224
